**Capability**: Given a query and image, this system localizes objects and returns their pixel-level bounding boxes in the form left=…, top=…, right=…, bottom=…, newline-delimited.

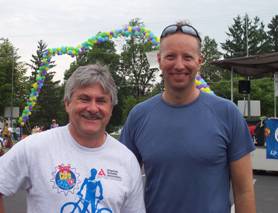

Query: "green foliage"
left=27, top=40, right=63, bottom=130
left=221, top=14, right=270, bottom=58
left=267, top=15, right=278, bottom=52
left=210, top=80, right=231, bottom=100
left=210, top=76, right=276, bottom=117
left=64, top=41, right=119, bottom=80
left=0, top=39, right=28, bottom=118
left=250, top=78, right=275, bottom=116
left=118, top=18, right=158, bottom=99
left=201, top=36, right=228, bottom=82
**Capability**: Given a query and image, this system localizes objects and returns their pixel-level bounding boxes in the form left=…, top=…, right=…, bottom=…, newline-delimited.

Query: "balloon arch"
left=18, top=24, right=213, bottom=126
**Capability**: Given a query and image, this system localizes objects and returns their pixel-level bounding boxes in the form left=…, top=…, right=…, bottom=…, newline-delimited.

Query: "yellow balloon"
left=32, top=83, right=38, bottom=89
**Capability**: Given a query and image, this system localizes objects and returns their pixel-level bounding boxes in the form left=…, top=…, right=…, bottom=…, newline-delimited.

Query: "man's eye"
left=79, top=97, right=89, bottom=102
left=166, top=55, right=175, bottom=59
left=184, top=55, right=193, bottom=60
left=97, top=99, right=107, bottom=104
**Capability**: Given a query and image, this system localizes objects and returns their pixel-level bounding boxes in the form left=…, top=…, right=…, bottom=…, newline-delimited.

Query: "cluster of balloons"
left=196, top=75, right=214, bottom=94
left=18, top=24, right=213, bottom=126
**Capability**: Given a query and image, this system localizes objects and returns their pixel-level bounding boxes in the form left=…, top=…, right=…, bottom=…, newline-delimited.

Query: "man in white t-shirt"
left=0, top=64, right=145, bottom=213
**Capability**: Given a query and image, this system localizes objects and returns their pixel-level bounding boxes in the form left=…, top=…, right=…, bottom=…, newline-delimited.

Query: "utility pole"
left=10, top=47, right=14, bottom=128
left=245, top=14, right=251, bottom=119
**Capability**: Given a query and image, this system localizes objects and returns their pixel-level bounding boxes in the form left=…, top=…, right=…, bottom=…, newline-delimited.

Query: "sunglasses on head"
left=160, top=24, right=201, bottom=42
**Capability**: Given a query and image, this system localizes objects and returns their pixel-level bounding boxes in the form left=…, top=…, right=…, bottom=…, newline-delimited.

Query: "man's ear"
left=199, top=54, right=204, bottom=65
left=157, top=52, right=162, bottom=70
left=157, top=52, right=161, bottom=64
left=64, top=100, right=69, bottom=113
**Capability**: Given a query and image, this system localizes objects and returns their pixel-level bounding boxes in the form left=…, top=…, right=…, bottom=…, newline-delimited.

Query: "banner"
left=265, top=118, right=278, bottom=159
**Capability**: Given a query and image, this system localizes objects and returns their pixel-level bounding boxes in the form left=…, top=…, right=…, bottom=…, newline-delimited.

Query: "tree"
left=118, top=18, right=158, bottom=99
left=250, top=78, right=274, bottom=116
left=267, top=15, right=278, bottom=52
left=200, top=36, right=225, bottom=82
left=27, top=40, right=62, bottom=130
left=221, top=14, right=269, bottom=58
left=64, top=41, right=120, bottom=80
left=0, top=39, right=28, bottom=120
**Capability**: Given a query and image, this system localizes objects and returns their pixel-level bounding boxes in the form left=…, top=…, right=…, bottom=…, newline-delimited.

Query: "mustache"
left=81, top=111, right=103, bottom=120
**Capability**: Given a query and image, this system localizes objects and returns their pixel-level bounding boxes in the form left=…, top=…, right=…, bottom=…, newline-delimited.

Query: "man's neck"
left=68, top=125, right=106, bottom=148
left=162, top=86, right=200, bottom=106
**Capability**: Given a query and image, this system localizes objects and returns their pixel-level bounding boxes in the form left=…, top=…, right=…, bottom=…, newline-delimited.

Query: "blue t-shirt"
left=120, top=92, right=255, bottom=213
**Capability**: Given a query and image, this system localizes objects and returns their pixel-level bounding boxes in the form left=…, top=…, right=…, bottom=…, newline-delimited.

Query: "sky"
left=1, top=0, right=278, bottom=82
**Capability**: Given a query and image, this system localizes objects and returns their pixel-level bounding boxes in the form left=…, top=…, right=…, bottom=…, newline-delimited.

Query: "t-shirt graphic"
left=60, top=168, right=112, bottom=213
left=51, top=164, right=80, bottom=196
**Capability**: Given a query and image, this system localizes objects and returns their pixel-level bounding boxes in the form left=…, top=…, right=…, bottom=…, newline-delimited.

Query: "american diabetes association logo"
left=50, top=164, right=80, bottom=195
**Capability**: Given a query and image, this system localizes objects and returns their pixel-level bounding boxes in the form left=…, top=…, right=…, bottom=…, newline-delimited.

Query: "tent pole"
left=247, top=76, right=251, bottom=119
left=274, top=73, right=277, bottom=117
left=231, top=67, right=234, bottom=102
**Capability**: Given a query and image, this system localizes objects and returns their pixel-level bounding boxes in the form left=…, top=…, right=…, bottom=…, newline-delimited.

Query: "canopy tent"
left=212, top=52, right=278, bottom=76
left=211, top=52, right=278, bottom=117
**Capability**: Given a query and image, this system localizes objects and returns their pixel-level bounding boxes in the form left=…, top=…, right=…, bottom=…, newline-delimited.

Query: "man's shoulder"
left=131, top=94, right=161, bottom=114
left=21, top=126, right=67, bottom=147
left=107, top=134, right=139, bottom=160
left=200, top=92, right=243, bottom=123
left=200, top=92, right=237, bottom=110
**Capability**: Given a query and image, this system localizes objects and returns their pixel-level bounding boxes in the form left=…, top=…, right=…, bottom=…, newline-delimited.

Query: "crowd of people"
left=0, top=21, right=256, bottom=213
left=0, top=118, right=60, bottom=157
left=0, top=121, right=15, bottom=154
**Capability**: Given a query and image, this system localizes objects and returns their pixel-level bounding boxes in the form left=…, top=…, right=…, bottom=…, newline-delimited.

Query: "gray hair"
left=64, top=64, right=118, bottom=105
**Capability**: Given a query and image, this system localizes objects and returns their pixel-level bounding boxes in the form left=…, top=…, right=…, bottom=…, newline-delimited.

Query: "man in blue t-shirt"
left=120, top=21, right=256, bottom=213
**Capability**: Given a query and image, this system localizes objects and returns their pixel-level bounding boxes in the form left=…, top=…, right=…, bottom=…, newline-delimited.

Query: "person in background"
left=120, top=21, right=256, bottom=213
left=50, top=119, right=59, bottom=129
left=0, top=128, right=3, bottom=148
left=31, top=125, right=41, bottom=134
left=0, top=64, right=145, bottom=213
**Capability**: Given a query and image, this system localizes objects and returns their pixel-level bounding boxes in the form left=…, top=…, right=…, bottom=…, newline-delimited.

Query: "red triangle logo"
left=98, top=169, right=106, bottom=176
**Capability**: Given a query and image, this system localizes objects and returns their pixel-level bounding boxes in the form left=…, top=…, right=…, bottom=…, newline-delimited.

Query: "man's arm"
left=0, top=193, right=5, bottom=213
left=230, top=154, right=256, bottom=213
left=77, top=178, right=87, bottom=196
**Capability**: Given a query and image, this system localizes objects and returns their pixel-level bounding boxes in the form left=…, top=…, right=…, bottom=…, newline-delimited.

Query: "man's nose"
left=174, top=57, right=184, bottom=70
left=87, top=100, right=99, bottom=112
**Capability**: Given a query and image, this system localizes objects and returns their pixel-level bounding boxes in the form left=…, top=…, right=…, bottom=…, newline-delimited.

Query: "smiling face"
left=158, top=33, right=203, bottom=95
left=65, top=83, right=113, bottom=145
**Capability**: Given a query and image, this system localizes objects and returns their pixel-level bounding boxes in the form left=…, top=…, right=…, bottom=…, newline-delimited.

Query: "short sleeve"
left=120, top=109, right=142, bottom=165
left=227, top=104, right=255, bottom=162
left=0, top=141, right=30, bottom=196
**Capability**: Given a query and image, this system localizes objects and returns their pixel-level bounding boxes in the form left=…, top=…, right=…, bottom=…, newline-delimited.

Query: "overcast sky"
left=1, top=0, right=277, bottom=82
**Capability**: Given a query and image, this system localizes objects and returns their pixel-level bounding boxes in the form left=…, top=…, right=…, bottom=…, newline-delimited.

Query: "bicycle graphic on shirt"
left=60, top=168, right=112, bottom=213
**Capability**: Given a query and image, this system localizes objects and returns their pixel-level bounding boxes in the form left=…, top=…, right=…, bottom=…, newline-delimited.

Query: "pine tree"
left=27, top=40, right=62, bottom=130
left=200, top=36, right=224, bottom=82
left=267, top=15, right=278, bottom=52
left=221, top=14, right=269, bottom=58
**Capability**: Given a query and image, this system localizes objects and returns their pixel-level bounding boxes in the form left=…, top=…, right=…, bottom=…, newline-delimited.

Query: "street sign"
left=274, top=72, right=278, bottom=97
left=4, top=107, right=19, bottom=118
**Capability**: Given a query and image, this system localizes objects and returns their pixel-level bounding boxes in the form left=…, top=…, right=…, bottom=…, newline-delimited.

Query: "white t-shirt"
left=0, top=125, right=145, bottom=213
